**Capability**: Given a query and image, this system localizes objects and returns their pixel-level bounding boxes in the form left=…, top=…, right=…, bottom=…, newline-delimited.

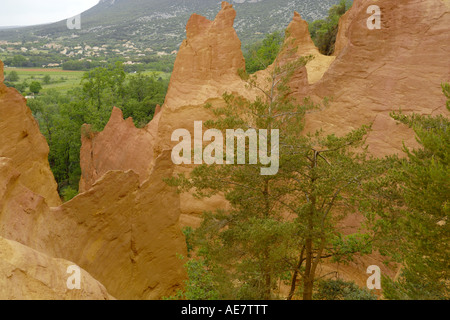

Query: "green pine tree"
left=167, top=41, right=383, bottom=300
left=379, top=83, right=450, bottom=300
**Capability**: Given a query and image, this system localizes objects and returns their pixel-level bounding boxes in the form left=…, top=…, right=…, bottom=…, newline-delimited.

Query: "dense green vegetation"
left=314, top=279, right=377, bottom=300
left=244, top=31, right=284, bottom=74
left=5, top=70, right=19, bottom=82
left=2, top=52, right=175, bottom=73
left=309, top=0, right=351, bottom=55
left=27, top=62, right=169, bottom=200
left=2, top=53, right=63, bottom=68
left=61, top=55, right=175, bottom=73
left=29, top=81, right=42, bottom=94
left=371, top=83, right=450, bottom=300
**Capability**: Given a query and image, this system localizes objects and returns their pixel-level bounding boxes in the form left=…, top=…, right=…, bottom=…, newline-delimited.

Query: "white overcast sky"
left=0, top=0, right=100, bottom=27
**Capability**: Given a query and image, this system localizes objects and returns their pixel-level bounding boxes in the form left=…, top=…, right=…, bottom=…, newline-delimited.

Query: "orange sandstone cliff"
left=0, top=61, right=61, bottom=207
left=302, top=0, right=450, bottom=156
left=0, top=236, right=115, bottom=300
left=285, top=11, right=336, bottom=84
left=79, top=107, right=160, bottom=192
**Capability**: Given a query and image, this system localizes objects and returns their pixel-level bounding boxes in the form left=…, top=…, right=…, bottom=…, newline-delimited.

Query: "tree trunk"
left=303, top=151, right=318, bottom=300
left=302, top=237, right=314, bottom=300
left=287, top=246, right=305, bottom=300
left=264, top=272, right=271, bottom=300
left=263, top=178, right=271, bottom=300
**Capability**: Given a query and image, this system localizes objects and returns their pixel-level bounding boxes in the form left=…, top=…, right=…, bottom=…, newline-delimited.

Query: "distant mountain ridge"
left=0, top=0, right=346, bottom=51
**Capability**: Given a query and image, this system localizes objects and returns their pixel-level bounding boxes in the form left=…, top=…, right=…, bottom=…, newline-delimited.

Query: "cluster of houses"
left=0, top=39, right=178, bottom=69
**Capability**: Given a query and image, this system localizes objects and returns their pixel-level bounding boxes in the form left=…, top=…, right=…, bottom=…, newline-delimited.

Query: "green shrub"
left=244, top=31, right=284, bottom=74
left=61, top=186, right=78, bottom=202
left=165, top=258, right=220, bottom=300
left=7, top=70, right=19, bottom=82
left=309, top=0, right=351, bottom=55
left=314, top=279, right=377, bottom=300
left=29, top=81, right=42, bottom=94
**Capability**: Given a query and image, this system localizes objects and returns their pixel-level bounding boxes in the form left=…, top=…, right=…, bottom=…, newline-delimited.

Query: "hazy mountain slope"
left=0, top=0, right=346, bottom=51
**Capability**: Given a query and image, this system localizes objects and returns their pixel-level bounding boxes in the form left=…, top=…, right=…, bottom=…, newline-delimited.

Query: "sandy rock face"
left=0, top=157, right=50, bottom=247
left=155, top=2, right=255, bottom=154
left=53, top=151, right=186, bottom=300
left=1, top=64, right=186, bottom=299
left=0, top=61, right=61, bottom=207
left=332, top=0, right=362, bottom=57
left=303, top=0, right=450, bottom=156
left=274, top=12, right=336, bottom=85
left=79, top=107, right=159, bottom=192
left=0, top=236, right=114, bottom=300
left=0, top=151, right=186, bottom=300
left=164, top=1, right=246, bottom=111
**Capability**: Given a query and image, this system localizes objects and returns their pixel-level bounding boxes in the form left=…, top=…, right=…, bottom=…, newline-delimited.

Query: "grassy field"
left=142, top=70, right=172, bottom=81
left=4, top=68, right=84, bottom=93
left=3, top=67, right=171, bottom=94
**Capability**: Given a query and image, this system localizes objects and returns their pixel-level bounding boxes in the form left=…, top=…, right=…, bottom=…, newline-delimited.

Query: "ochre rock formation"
left=154, top=104, right=162, bottom=117
left=0, top=61, right=61, bottom=207
left=164, top=1, right=246, bottom=111
left=0, top=236, right=114, bottom=300
left=0, top=157, right=50, bottom=245
left=79, top=107, right=159, bottom=192
left=0, top=151, right=186, bottom=299
left=285, top=11, right=336, bottom=84
left=1, top=0, right=449, bottom=299
left=1, top=65, right=186, bottom=299
left=302, top=0, right=450, bottom=156
left=332, top=0, right=359, bottom=57
left=54, top=151, right=186, bottom=300
left=155, top=2, right=258, bottom=155
left=151, top=2, right=253, bottom=225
